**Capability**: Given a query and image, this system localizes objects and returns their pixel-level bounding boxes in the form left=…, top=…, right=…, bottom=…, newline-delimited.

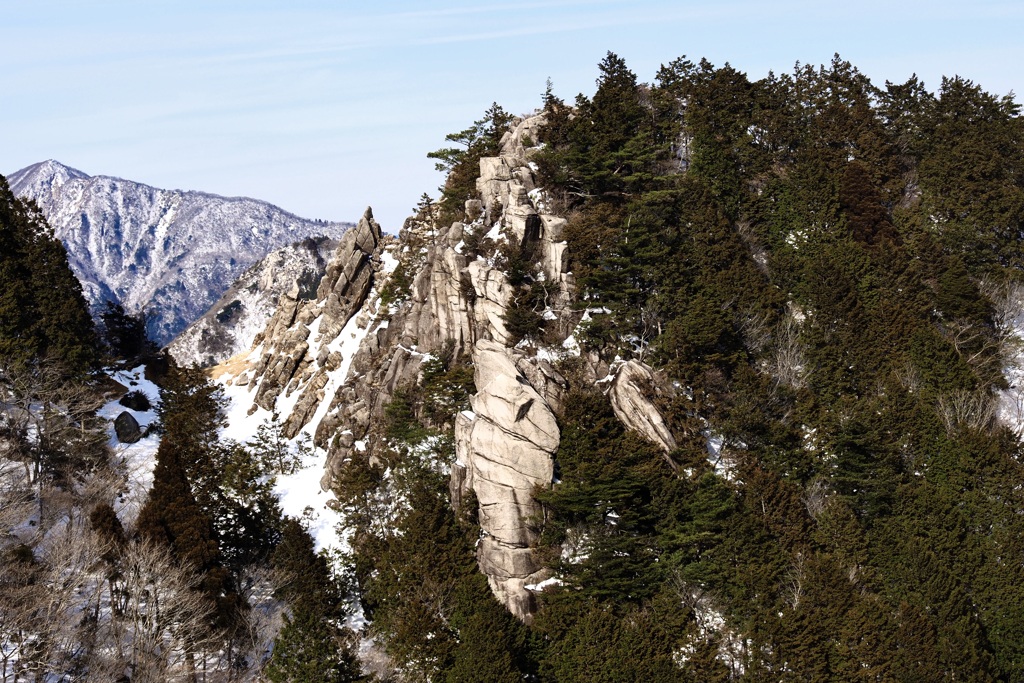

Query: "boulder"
left=114, top=411, right=142, bottom=444
left=118, top=390, right=151, bottom=412
left=608, top=360, right=678, bottom=454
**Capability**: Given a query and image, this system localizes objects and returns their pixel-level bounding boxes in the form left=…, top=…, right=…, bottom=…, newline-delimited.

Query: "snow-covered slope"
left=167, top=235, right=338, bottom=368
left=98, top=366, right=163, bottom=525
left=213, top=212, right=398, bottom=553
left=8, top=160, right=352, bottom=345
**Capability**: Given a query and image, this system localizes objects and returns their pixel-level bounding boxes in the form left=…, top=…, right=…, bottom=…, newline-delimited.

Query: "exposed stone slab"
left=608, top=360, right=678, bottom=453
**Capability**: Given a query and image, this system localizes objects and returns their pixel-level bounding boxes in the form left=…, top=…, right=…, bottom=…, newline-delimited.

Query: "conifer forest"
left=3, top=52, right=1024, bottom=681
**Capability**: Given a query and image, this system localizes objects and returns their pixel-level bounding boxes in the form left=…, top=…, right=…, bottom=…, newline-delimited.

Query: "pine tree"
left=561, top=52, right=660, bottom=200
left=428, top=102, right=514, bottom=224
left=266, top=606, right=362, bottom=683
left=445, top=574, right=529, bottom=683
left=0, top=174, right=96, bottom=373
left=100, top=300, right=154, bottom=361
left=136, top=438, right=221, bottom=573
left=271, top=517, right=343, bottom=615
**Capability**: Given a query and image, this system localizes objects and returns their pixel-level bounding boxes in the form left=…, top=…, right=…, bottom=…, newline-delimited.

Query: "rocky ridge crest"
left=167, top=236, right=338, bottom=368
left=215, top=114, right=678, bottom=619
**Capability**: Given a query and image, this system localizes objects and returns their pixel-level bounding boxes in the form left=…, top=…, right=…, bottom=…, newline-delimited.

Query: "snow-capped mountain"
left=8, top=160, right=352, bottom=344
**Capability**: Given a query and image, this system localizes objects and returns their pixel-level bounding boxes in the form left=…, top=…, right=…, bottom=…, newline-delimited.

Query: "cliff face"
left=214, top=114, right=677, bottom=620
left=167, top=236, right=338, bottom=368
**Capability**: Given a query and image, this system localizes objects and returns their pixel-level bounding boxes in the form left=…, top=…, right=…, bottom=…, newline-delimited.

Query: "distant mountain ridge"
left=9, top=160, right=352, bottom=344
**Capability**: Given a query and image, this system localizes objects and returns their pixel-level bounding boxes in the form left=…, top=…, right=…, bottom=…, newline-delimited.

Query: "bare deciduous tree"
left=980, top=278, right=1024, bottom=341
left=770, top=307, right=808, bottom=390
left=0, top=360, right=107, bottom=505
left=937, top=389, right=998, bottom=435
left=803, top=478, right=831, bottom=520
left=0, top=511, right=105, bottom=681
left=101, top=540, right=217, bottom=683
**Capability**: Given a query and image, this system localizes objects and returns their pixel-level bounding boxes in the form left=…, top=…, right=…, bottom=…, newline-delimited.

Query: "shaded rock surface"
left=114, top=411, right=142, bottom=444
left=167, top=236, right=338, bottom=367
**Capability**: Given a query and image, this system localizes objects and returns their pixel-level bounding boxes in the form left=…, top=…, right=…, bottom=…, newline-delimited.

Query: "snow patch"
left=485, top=221, right=503, bottom=241
left=705, top=432, right=738, bottom=482
left=998, top=304, right=1024, bottom=436
left=98, top=365, right=162, bottom=523
left=525, top=576, right=563, bottom=592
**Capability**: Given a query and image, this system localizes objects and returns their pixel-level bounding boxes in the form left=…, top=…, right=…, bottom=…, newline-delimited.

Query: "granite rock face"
left=608, top=360, right=678, bottom=454
left=243, top=208, right=384, bottom=437
left=167, top=236, right=337, bottom=368
left=455, top=340, right=558, bottom=619
left=210, top=113, right=676, bottom=621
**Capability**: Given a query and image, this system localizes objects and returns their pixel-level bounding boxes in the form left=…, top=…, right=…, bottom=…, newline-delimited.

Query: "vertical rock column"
left=246, top=208, right=382, bottom=423
left=455, top=339, right=558, bottom=620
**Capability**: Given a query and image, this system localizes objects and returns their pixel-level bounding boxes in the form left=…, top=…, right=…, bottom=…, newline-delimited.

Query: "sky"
left=3, top=0, right=1022, bottom=232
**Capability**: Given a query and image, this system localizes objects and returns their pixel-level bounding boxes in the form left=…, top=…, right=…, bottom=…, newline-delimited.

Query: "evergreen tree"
left=100, top=301, right=154, bottom=361
left=267, top=518, right=363, bottom=681
left=338, top=53, right=1024, bottom=680
left=428, top=102, right=514, bottom=224
left=445, top=574, right=530, bottom=683
left=0, top=174, right=96, bottom=373
left=549, top=52, right=661, bottom=202
left=266, top=606, right=363, bottom=683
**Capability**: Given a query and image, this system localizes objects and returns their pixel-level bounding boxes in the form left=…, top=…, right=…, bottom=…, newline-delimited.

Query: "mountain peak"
left=8, top=159, right=90, bottom=197
left=8, top=162, right=352, bottom=345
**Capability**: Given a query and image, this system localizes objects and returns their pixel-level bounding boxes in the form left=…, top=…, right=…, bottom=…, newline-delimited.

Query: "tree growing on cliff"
left=428, top=102, right=514, bottom=225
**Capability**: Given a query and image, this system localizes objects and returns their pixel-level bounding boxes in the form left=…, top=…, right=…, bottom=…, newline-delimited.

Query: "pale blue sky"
left=3, top=1, right=1022, bottom=231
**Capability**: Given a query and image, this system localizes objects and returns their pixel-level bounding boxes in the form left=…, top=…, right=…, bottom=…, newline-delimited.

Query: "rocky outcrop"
left=476, top=117, right=574, bottom=313
left=233, top=208, right=384, bottom=438
left=315, top=214, right=382, bottom=343
left=427, top=248, right=476, bottom=352
left=210, top=114, right=580, bottom=620
left=466, top=260, right=513, bottom=345
left=608, top=360, right=678, bottom=456
left=454, top=340, right=559, bottom=620
left=210, top=112, right=675, bottom=622
left=167, top=236, right=337, bottom=368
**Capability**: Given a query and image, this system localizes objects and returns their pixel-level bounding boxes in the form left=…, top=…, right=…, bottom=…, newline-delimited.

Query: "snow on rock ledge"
left=246, top=208, right=383, bottom=436
left=168, top=236, right=338, bottom=368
